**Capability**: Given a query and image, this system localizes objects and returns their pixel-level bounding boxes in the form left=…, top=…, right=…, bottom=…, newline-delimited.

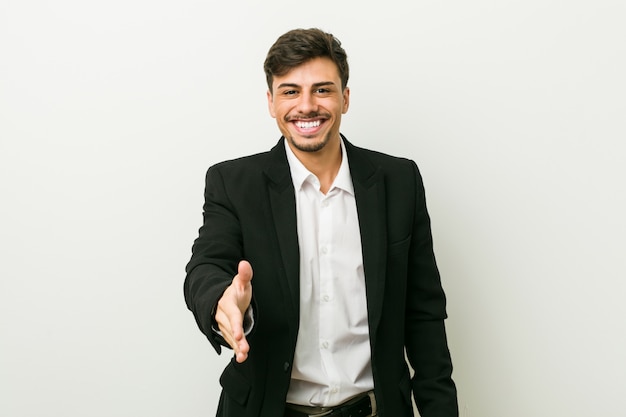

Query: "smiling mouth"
left=294, top=120, right=322, bottom=129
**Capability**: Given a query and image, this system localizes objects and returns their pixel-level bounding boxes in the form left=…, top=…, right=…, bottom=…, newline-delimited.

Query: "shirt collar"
left=284, top=137, right=354, bottom=196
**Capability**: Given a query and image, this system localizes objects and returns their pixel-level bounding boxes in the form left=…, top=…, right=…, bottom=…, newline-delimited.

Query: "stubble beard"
left=287, top=131, right=333, bottom=153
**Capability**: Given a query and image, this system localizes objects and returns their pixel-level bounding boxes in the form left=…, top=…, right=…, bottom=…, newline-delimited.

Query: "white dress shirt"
left=284, top=139, right=375, bottom=407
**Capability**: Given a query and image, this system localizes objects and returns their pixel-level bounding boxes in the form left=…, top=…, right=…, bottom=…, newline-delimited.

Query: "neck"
left=288, top=137, right=342, bottom=194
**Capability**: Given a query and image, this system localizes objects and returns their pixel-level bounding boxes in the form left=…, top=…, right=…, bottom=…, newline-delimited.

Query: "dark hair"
left=263, top=28, right=349, bottom=92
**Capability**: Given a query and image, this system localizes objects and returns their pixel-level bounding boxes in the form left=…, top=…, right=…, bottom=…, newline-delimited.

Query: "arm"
left=183, top=165, right=252, bottom=360
left=404, top=161, right=459, bottom=417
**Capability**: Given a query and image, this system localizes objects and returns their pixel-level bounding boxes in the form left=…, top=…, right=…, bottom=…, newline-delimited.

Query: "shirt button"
left=330, top=387, right=339, bottom=394
left=321, top=341, right=329, bottom=349
left=323, top=294, right=330, bottom=302
left=283, top=362, right=290, bottom=372
left=320, top=246, right=328, bottom=254
left=321, top=200, right=329, bottom=208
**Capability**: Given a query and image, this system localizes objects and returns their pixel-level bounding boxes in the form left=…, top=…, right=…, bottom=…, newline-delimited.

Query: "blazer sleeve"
left=404, top=161, right=459, bottom=417
left=184, top=164, right=244, bottom=353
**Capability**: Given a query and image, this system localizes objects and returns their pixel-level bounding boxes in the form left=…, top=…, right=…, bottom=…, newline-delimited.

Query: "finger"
left=235, top=338, right=249, bottom=363
left=217, top=309, right=249, bottom=362
left=215, top=309, right=237, bottom=349
left=229, top=309, right=244, bottom=341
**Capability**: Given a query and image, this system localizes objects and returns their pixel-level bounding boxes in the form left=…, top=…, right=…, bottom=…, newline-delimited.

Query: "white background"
left=1, top=1, right=625, bottom=416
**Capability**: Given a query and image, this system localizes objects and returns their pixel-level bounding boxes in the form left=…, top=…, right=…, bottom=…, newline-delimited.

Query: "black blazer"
left=184, top=137, right=458, bottom=417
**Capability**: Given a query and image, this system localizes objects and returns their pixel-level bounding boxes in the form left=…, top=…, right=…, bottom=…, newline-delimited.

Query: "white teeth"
left=295, top=120, right=321, bottom=129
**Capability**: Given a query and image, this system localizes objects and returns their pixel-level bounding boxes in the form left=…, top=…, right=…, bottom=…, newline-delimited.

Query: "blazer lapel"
left=263, top=139, right=300, bottom=336
left=345, top=139, right=387, bottom=345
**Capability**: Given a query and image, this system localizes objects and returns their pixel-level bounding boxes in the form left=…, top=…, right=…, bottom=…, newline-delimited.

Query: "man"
left=184, top=28, right=458, bottom=417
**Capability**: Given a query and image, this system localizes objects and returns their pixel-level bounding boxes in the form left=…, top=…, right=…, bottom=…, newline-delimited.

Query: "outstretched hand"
left=214, top=260, right=253, bottom=363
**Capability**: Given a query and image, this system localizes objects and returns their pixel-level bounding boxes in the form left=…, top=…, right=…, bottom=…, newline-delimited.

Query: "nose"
left=296, top=91, right=318, bottom=115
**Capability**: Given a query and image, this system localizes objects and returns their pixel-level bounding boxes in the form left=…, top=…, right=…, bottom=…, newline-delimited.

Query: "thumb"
left=236, top=260, right=253, bottom=286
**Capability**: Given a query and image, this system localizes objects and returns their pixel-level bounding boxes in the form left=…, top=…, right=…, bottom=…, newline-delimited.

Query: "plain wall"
left=1, top=1, right=625, bottom=416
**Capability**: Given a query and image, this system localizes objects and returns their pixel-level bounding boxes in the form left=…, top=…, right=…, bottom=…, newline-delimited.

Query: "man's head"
left=264, top=29, right=351, bottom=156
left=264, top=28, right=349, bottom=94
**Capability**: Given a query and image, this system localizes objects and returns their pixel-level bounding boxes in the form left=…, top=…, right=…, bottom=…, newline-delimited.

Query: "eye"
left=283, top=90, right=298, bottom=95
left=315, top=88, right=330, bottom=94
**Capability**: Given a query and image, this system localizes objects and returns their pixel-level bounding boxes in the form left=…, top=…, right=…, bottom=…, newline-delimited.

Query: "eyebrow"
left=276, top=81, right=337, bottom=90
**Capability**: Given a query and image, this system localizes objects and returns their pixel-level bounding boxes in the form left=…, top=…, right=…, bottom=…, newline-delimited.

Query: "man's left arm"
left=404, top=161, right=459, bottom=417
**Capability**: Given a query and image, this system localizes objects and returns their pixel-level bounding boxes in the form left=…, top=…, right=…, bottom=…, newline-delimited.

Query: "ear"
left=267, top=90, right=276, bottom=118
left=342, top=87, right=350, bottom=114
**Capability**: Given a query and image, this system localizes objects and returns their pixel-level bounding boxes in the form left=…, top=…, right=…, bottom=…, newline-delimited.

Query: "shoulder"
left=344, top=139, right=419, bottom=176
left=206, top=140, right=286, bottom=178
left=210, top=150, right=271, bottom=172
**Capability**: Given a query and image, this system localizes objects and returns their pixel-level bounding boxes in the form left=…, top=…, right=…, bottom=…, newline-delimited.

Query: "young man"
left=185, top=28, right=458, bottom=417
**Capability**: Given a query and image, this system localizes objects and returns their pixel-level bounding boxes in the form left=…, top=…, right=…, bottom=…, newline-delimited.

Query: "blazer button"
left=283, top=362, right=290, bottom=372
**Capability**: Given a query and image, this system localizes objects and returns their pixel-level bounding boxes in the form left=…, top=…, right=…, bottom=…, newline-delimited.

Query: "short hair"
left=263, top=28, right=349, bottom=92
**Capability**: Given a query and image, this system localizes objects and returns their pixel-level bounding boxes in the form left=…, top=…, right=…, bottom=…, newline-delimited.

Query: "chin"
left=289, top=136, right=329, bottom=153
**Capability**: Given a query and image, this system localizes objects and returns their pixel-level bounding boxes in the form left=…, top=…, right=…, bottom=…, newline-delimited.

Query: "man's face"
left=267, top=57, right=350, bottom=154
